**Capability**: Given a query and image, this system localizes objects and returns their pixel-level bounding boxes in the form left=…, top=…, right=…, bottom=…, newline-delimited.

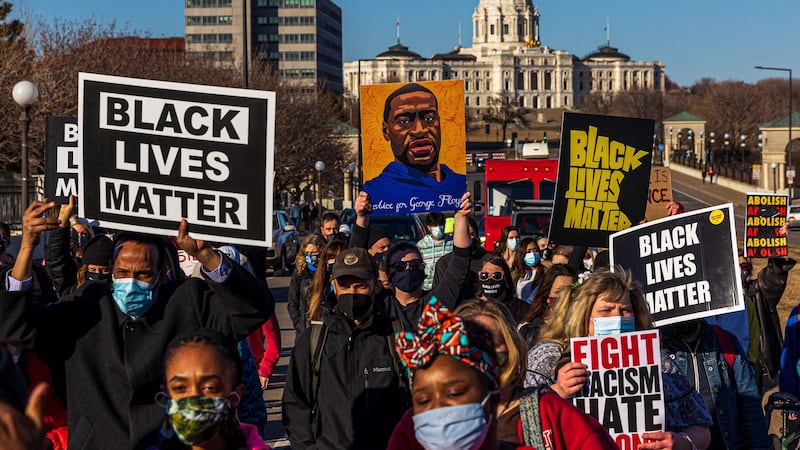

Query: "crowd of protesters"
left=1, top=190, right=799, bottom=450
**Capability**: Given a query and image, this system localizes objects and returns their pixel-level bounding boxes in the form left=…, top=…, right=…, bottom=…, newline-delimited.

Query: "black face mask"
left=390, top=269, right=426, bottom=293
left=480, top=280, right=506, bottom=300
left=336, top=293, right=373, bottom=323
left=87, top=271, right=111, bottom=283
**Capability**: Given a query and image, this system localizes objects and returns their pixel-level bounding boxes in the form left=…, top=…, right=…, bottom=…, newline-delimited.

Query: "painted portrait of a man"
left=361, top=80, right=466, bottom=214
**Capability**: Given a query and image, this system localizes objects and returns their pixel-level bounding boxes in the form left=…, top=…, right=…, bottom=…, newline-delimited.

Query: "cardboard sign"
left=609, top=204, right=743, bottom=326
left=44, top=117, right=80, bottom=204
left=745, top=193, right=788, bottom=258
left=360, top=80, right=466, bottom=214
left=644, top=167, right=672, bottom=222
left=549, top=113, right=653, bottom=247
left=78, top=73, right=276, bottom=246
left=571, top=330, right=665, bottom=449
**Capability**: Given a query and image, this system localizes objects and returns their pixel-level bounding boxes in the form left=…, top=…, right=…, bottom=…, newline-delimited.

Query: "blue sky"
left=13, top=0, right=797, bottom=87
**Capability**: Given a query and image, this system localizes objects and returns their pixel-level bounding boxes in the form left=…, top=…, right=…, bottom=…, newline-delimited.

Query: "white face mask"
left=413, top=393, right=492, bottom=450
left=431, top=226, right=445, bottom=239
left=506, top=237, right=519, bottom=251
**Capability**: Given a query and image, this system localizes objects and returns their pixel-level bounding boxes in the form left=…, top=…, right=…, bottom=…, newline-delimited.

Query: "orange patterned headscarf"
left=394, top=297, right=499, bottom=390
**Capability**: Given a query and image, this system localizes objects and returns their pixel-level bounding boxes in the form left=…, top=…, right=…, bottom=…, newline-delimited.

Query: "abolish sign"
left=571, top=330, right=665, bottom=449
left=78, top=73, right=276, bottom=246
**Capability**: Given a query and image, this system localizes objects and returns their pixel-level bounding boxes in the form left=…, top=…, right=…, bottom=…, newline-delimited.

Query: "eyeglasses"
left=478, top=271, right=504, bottom=281
left=389, top=259, right=424, bottom=272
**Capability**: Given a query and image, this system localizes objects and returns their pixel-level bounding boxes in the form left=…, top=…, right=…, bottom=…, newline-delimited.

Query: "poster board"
left=609, top=204, right=744, bottom=326
left=360, top=80, right=466, bottom=214
left=549, top=112, right=653, bottom=247
left=744, top=193, right=788, bottom=258
left=644, top=167, right=672, bottom=222
left=44, top=116, right=79, bottom=205
left=78, top=73, right=275, bottom=246
left=571, top=330, right=665, bottom=449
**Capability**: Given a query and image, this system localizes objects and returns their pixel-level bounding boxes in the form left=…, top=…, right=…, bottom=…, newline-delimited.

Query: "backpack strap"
left=519, top=386, right=547, bottom=449
left=309, top=320, right=328, bottom=414
left=709, top=324, right=736, bottom=381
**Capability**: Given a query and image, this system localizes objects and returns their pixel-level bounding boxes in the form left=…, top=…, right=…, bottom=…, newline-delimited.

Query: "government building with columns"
left=343, top=0, right=665, bottom=116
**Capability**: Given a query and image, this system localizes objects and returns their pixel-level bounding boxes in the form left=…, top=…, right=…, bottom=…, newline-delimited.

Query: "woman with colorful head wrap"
left=388, top=297, right=616, bottom=450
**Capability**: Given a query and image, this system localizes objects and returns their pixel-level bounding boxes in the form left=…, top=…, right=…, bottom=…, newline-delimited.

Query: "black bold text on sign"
left=609, top=204, right=744, bottom=326
left=78, top=73, right=276, bottom=246
left=45, top=117, right=79, bottom=204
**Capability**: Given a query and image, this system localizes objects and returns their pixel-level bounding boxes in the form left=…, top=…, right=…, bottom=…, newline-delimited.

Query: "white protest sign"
left=78, top=73, right=275, bottom=246
left=571, top=330, right=665, bottom=449
left=610, top=204, right=743, bottom=326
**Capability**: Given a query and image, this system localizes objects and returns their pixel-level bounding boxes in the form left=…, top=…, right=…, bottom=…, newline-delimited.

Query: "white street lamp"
left=13, top=80, right=38, bottom=209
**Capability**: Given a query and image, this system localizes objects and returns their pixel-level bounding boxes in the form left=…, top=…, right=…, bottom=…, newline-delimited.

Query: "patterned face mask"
left=160, top=393, right=238, bottom=445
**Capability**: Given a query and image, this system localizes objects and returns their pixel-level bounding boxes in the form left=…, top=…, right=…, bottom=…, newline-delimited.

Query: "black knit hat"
left=82, top=235, right=113, bottom=266
left=367, top=225, right=390, bottom=249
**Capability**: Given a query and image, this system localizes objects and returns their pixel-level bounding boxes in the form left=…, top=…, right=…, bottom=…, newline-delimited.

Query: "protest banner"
left=571, top=330, right=665, bottom=449
left=360, top=80, right=466, bottom=214
left=45, top=116, right=79, bottom=205
left=78, top=73, right=275, bottom=246
left=745, top=193, right=788, bottom=258
left=644, top=167, right=672, bottom=222
left=610, top=204, right=743, bottom=326
left=549, top=112, right=653, bottom=247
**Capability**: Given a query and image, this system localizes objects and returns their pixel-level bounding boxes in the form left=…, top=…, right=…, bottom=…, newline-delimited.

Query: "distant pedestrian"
left=289, top=200, right=301, bottom=229
left=707, top=167, right=715, bottom=184
left=701, top=168, right=707, bottom=184
left=302, top=202, right=311, bottom=231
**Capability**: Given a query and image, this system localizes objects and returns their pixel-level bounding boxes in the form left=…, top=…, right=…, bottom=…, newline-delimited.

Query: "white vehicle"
left=520, top=142, right=549, bottom=159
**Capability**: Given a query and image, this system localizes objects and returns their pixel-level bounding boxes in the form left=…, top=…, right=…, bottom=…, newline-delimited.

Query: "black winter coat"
left=45, top=226, right=79, bottom=297
left=0, top=255, right=273, bottom=449
left=288, top=268, right=315, bottom=333
left=282, top=303, right=409, bottom=450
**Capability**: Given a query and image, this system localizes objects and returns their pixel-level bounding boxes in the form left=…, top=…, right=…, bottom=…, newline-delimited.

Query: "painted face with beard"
left=382, top=90, right=441, bottom=174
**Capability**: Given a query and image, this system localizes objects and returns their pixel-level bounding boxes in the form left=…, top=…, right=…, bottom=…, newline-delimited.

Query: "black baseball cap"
left=331, top=248, right=377, bottom=281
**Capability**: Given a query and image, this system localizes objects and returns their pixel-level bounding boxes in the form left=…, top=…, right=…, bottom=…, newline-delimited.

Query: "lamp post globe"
left=314, top=161, right=325, bottom=172
left=13, top=80, right=38, bottom=210
left=13, top=81, right=38, bottom=106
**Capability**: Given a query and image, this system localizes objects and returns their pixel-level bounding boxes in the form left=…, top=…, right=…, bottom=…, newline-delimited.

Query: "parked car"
left=788, top=205, right=800, bottom=229
left=510, top=200, right=554, bottom=241
left=339, top=208, right=428, bottom=244
left=267, top=210, right=298, bottom=275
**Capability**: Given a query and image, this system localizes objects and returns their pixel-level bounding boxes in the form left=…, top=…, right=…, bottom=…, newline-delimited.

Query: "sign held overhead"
left=78, top=73, right=275, bottom=246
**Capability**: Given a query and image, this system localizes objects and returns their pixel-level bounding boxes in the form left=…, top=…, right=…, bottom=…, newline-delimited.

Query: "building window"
left=546, top=96, right=552, bottom=108
left=284, top=0, right=298, bottom=6
left=486, top=80, right=491, bottom=90
left=465, top=97, right=470, bottom=106
left=465, top=80, right=470, bottom=91
left=544, top=72, right=551, bottom=91
left=490, top=24, right=495, bottom=35
left=476, top=97, right=481, bottom=106
left=218, top=16, right=232, bottom=25
left=186, top=16, right=201, bottom=25
left=475, top=21, right=479, bottom=36
left=503, top=24, right=509, bottom=34
left=218, top=34, right=232, bottom=43
left=530, top=71, right=538, bottom=90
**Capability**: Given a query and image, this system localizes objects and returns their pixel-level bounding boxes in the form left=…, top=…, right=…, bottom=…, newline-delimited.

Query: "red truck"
left=479, top=159, right=559, bottom=251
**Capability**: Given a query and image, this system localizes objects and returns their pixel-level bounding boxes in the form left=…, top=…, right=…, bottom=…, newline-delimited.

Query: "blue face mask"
left=113, top=277, right=159, bottom=318
left=523, top=251, right=540, bottom=267
left=431, top=226, right=445, bottom=240
left=413, top=393, right=492, bottom=450
left=305, top=253, right=319, bottom=272
left=592, top=316, right=636, bottom=336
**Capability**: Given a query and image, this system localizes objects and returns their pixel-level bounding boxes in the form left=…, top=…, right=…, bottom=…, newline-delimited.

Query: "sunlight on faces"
left=113, top=241, right=161, bottom=284
left=412, top=355, right=488, bottom=414
left=333, top=275, right=374, bottom=296
left=304, top=243, right=320, bottom=256
left=321, top=220, right=338, bottom=239
left=587, top=293, right=634, bottom=336
left=536, top=237, right=548, bottom=251
left=548, top=275, right=574, bottom=306
left=507, top=230, right=520, bottom=240
left=383, top=91, right=441, bottom=169
left=165, top=342, right=241, bottom=404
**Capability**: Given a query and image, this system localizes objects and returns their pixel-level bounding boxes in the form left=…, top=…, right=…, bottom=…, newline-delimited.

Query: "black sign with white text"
left=78, top=73, right=276, bottom=246
left=609, top=204, right=743, bottom=326
left=45, top=116, right=79, bottom=204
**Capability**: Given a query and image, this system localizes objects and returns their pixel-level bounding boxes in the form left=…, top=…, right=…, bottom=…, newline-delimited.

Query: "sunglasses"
left=390, top=259, right=424, bottom=272
left=478, top=271, right=504, bottom=281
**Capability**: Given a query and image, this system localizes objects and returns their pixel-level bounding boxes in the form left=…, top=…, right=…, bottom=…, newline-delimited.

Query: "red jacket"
left=387, top=392, right=616, bottom=450
left=247, top=314, right=282, bottom=379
